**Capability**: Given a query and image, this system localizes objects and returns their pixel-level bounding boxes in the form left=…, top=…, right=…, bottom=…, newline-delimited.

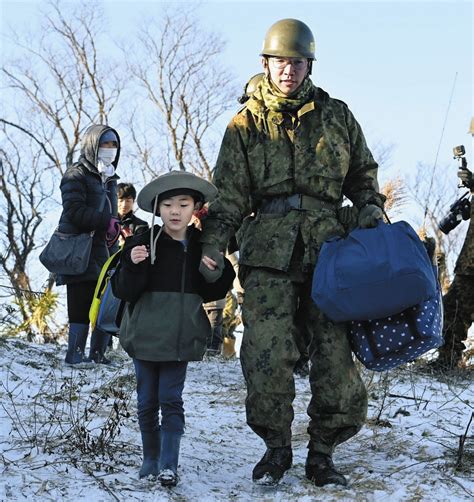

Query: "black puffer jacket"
left=112, top=225, right=235, bottom=361
left=56, top=125, right=120, bottom=285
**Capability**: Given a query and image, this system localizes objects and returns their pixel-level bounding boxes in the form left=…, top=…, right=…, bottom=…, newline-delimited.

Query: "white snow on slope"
left=0, top=336, right=472, bottom=501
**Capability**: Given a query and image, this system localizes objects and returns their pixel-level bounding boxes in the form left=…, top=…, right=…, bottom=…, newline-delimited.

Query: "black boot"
left=139, top=431, right=160, bottom=479
left=305, top=451, right=347, bottom=487
left=252, top=446, right=292, bottom=486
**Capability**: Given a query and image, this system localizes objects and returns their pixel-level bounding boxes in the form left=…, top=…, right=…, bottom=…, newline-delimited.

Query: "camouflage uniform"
left=201, top=77, right=385, bottom=454
left=438, top=195, right=474, bottom=365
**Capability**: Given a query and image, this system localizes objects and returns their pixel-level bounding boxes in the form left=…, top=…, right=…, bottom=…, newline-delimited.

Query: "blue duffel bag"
left=349, top=287, right=443, bottom=371
left=311, top=220, right=437, bottom=323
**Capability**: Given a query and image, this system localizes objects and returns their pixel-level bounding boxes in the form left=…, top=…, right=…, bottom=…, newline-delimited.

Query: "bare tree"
left=0, top=128, right=58, bottom=340
left=406, top=160, right=468, bottom=290
left=0, top=0, right=125, bottom=338
left=1, top=0, right=124, bottom=174
left=126, top=9, right=238, bottom=180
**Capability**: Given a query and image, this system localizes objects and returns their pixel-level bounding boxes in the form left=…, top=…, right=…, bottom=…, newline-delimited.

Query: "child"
left=111, top=171, right=235, bottom=486
left=117, top=182, right=149, bottom=244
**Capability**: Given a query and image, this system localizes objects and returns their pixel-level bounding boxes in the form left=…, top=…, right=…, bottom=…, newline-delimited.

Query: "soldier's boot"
left=252, top=446, right=292, bottom=486
left=139, top=431, right=160, bottom=479
left=305, top=451, right=348, bottom=487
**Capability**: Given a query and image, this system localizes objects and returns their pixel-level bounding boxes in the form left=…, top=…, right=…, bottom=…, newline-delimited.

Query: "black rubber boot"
left=305, top=451, right=348, bottom=487
left=139, top=431, right=160, bottom=479
left=252, top=446, right=292, bottom=486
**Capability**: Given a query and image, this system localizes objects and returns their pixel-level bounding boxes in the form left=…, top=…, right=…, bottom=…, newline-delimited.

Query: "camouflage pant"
left=240, top=266, right=368, bottom=455
left=439, top=274, right=474, bottom=361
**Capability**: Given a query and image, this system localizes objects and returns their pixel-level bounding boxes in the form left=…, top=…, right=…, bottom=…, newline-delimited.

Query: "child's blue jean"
left=133, top=359, right=188, bottom=434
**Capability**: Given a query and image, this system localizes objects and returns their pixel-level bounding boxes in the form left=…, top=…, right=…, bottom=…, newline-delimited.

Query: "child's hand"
left=201, top=255, right=218, bottom=270
left=199, top=245, right=224, bottom=283
left=131, top=245, right=149, bottom=264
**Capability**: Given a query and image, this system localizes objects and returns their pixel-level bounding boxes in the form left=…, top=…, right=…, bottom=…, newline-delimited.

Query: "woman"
left=57, top=125, right=121, bottom=365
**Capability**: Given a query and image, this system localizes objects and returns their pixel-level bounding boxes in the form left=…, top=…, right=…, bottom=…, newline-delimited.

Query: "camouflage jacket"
left=201, top=85, right=385, bottom=272
left=454, top=193, right=474, bottom=275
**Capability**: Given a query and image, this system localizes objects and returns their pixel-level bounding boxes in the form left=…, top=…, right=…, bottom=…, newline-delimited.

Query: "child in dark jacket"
left=112, top=171, right=235, bottom=486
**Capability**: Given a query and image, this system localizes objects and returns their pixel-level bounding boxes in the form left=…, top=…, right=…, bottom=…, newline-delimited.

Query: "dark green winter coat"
left=112, top=225, right=235, bottom=362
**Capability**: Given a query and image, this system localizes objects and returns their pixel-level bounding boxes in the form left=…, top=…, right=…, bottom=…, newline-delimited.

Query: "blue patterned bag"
left=349, top=291, right=443, bottom=371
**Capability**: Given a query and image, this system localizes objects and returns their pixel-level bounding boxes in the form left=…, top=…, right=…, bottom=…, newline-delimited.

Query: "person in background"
left=117, top=182, right=149, bottom=245
left=237, top=72, right=264, bottom=104
left=112, top=171, right=235, bottom=486
left=435, top=117, right=474, bottom=368
left=195, top=207, right=243, bottom=357
left=200, top=19, right=385, bottom=487
left=56, top=125, right=121, bottom=365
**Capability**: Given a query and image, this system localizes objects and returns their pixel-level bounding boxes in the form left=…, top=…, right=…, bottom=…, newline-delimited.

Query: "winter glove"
left=458, top=167, right=474, bottom=189
left=358, top=204, right=383, bottom=229
left=106, top=216, right=121, bottom=247
left=337, top=205, right=359, bottom=233
left=199, top=244, right=225, bottom=283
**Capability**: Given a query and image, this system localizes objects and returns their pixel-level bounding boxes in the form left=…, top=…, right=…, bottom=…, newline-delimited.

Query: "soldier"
left=435, top=118, right=474, bottom=368
left=200, top=19, right=385, bottom=486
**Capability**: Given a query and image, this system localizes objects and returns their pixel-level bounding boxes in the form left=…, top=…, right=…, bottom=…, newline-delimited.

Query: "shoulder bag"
left=40, top=193, right=107, bottom=275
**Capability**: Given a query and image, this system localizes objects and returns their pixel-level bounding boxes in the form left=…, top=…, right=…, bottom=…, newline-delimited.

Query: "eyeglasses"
left=269, top=57, right=308, bottom=70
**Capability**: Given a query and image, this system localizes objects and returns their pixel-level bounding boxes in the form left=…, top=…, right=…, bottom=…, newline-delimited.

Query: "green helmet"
left=261, top=18, right=315, bottom=59
left=469, top=117, right=474, bottom=135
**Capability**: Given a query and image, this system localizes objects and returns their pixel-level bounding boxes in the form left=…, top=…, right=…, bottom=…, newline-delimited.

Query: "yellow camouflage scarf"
left=257, top=75, right=314, bottom=113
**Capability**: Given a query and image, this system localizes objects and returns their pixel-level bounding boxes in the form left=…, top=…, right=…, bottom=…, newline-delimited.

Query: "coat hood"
left=79, top=124, right=121, bottom=172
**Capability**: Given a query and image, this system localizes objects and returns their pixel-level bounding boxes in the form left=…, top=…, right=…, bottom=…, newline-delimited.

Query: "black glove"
left=358, top=204, right=383, bottom=229
left=458, top=168, right=474, bottom=189
left=199, top=244, right=225, bottom=283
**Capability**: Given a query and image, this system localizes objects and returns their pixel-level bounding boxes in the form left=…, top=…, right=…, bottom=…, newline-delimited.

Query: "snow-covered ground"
left=0, top=332, right=473, bottom=502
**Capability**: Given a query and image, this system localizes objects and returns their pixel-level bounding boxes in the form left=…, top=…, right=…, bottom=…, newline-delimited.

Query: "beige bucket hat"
left=137, top=170, right=217, bottom=213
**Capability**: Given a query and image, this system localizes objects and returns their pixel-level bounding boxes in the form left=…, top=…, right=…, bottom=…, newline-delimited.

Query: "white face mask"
left=97, top=147, right=117, bottom=166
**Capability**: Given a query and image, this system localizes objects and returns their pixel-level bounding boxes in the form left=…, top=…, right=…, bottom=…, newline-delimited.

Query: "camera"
left=453, top=145, right=465, bottom=158
left=439, top=193, right=471, bottom=234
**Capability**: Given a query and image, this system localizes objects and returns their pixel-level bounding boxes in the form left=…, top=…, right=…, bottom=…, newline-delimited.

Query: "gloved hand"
left=199, top=244, right=224, bottom=283
left=106, top=216, right=121, bottom=247
left=337, top=205, right=359, bottom=232
left=458, top=167, right=474, bottom=189
left=358, top=204, right=383, bottom=229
